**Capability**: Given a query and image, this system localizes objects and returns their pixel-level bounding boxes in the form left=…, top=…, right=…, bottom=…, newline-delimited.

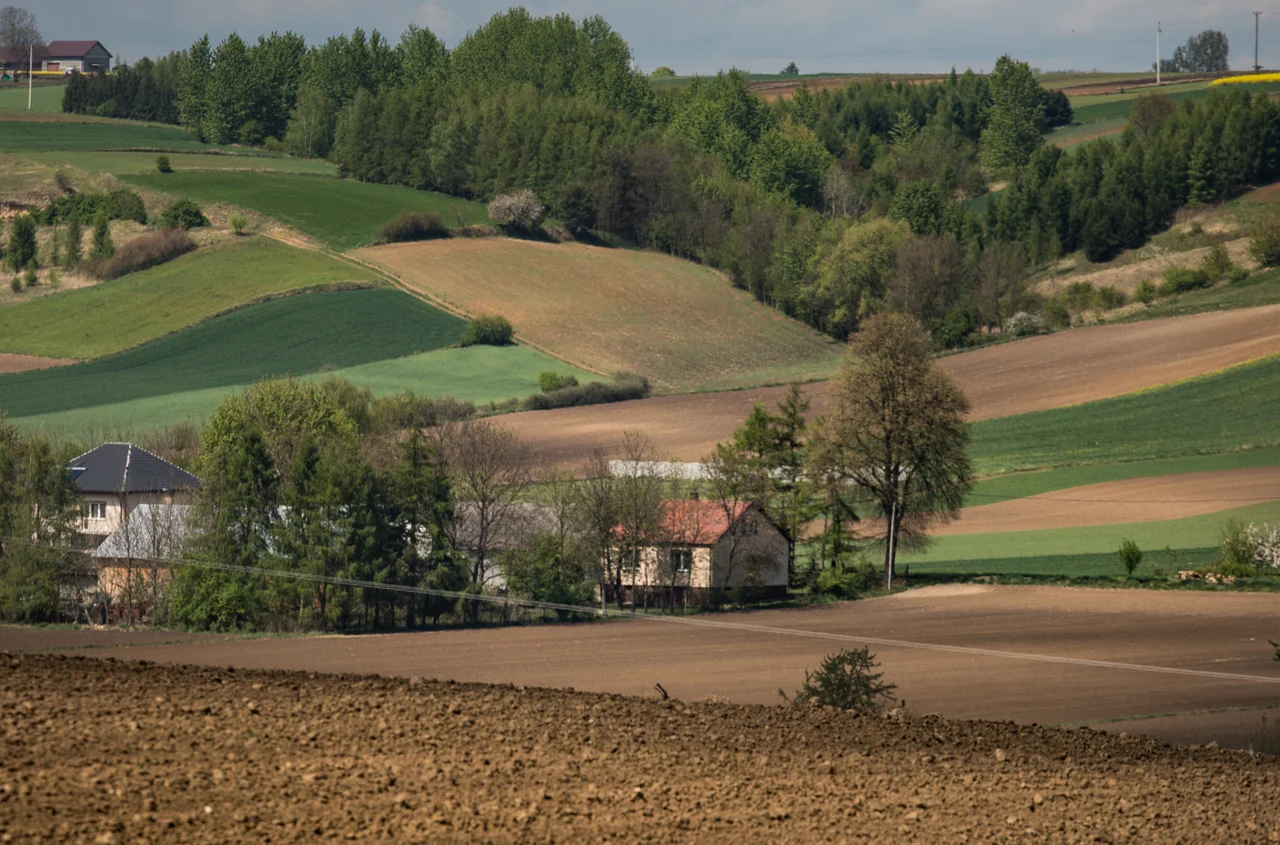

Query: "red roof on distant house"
left=661, top=500, right=754, bottom=546
left=45, top=41, right=110, bottom=58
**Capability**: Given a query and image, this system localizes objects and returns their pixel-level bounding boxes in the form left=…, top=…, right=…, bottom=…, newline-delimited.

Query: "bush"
left=156, top=155, right=172, bottom=174
left=1117, top=538, right=1143, bottom=577
left=6, top=213, right=36, bottom=272
left=521, top=374, right=650, bottom=411
left=459, top=314, right=514, bottom=347
left=1219, top=519, right=1258, bottom=575
left=22, top=262, right=36, bottom=289
left=1249, top=210, right=1280, bottom=268
left=487, top=189, right=545, bottom=231
left=90, top=213, right=115, bottom=260
left=376, top=211, right=449, bottom=244
left=368, top=393, right=475, bottom=430
left=1135, top=279, right=1158, bottom=304
left=238, top=120, right=265, bottom=146
left=53, top=170, right=74, bottom=194
left=229, top=213, right=249, bottom=236
left=1041, top=299, right=1070, bottom=328
left=8, top=276, right=19, bottom=294
left=40, top=189, right=147, bottom=225
left=1201, top=242, right=1233, bottom=282
left=538, top=371, right=579, bottom=393
left=99, top=229, right=197, bottom=280
left=160, top=199, right=209, bottom=230
left=1157, top=266, right=1209, bottom=296
left=779, top=647, right=897, bottom=714
left=1003, top=310, right=1042, bottom=337
left=262, top=137, right=283, bottom=153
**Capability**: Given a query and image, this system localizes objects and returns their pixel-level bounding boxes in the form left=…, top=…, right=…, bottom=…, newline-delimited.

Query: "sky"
left=29, top=0, right=1280, bottom=75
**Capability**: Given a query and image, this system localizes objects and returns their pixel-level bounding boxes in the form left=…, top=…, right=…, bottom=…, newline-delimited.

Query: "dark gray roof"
left=69, top=443, right=202, bottom=495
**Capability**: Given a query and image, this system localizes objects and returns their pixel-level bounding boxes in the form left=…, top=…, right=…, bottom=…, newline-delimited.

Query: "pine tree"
left=90, top=214, right=115, bottom=260
left=6, top=214, right=36, bottom=273
left=1185, top=131, right=1214, bottom=206
left=64, top=214, right=83, bottom=268
left=179, top=35, right=212, bottom=137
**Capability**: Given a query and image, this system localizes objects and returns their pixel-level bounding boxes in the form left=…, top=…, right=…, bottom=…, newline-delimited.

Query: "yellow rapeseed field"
left=1211, top=72, right=1280, bottom=85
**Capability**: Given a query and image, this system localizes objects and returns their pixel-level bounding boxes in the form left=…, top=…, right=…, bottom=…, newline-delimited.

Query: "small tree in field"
left=488, top=190, right=545, bottom=231
left=459, top=315, right=514, bottom=347
left=64, top=213, right=83, bottom=267
left=7, top=213, right=36, bottom=272
left=90, top=213, right=115, bottom=259
left=1249, top=211, right=1280, bottom=268
left=1117, top=538, right=1143, bottom=577
left=780, top=647, right=897, bottom=713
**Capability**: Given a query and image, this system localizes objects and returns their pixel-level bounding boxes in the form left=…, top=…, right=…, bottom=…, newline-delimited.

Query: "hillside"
left=358, top=238, right=843, bottom=392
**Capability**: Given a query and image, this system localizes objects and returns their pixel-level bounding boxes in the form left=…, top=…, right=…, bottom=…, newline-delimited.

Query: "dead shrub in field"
left=100, top=229, right=197, bottom=280
left=779, top=647, right=897, bottom=714
left=377, top=211, right=450, bottom=244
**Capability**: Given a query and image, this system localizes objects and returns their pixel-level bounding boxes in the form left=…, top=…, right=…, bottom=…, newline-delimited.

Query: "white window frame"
left=669, top=548, right=693, bottom=573
left=86, top=501, right=107, bottom=521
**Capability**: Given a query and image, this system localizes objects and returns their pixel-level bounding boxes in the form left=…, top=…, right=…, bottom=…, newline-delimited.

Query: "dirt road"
left=9, top=587, right=1279, bottom=749
left=501, top=304, right=1280, bottom=466
left=0, top=352, right=76, bottom=374
left=5, top=653, right=1278, bottom=843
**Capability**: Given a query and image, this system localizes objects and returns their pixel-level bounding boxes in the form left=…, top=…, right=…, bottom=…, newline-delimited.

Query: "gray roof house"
left=69, top=443, right=201, bottom=540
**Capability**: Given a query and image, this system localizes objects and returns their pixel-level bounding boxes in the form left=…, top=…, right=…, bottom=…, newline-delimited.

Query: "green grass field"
left=23, top=150, right=336, bottom=176
left=969, top=354, right=1280, bottom=475
left=904, top=549, right=1220, bottom=579
left=121, top=172, right=490, bottom=250
left=0, top=83, right=65, bottom=112
left=11, top=345, right=599, bottom=438
left=1070, top=81, right=1280, bottom=125
left=901, top=500, right=1280, bottom=564
left=0, top=119, right=233, bottom=153
left=0, top=289, right=467, bottom=418
left=1122, top=268, right=1280, bottom=322
left=0, top=238, right=374, bottom=359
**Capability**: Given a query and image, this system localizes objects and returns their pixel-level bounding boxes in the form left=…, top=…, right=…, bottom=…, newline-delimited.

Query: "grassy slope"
left=0, top=83, right=64, bottom=112
left=1070, top=81, right=1280, bottom=125
left=0, top=289, right=466, bottom=418
left=0, top=237, right=373, bottom=359
left=0, top=120, right=233, bottom=153
left=1122, top=268, right=1280, bottom=322
left=122, top=172, right=490, bottom=250
left=23, top=150, right=336, bottom=176
left=12, top=346, right=598, bottom=438
left=969, top=354, right=1280, bottom=475
left=362, top=239, right=842, bottom=392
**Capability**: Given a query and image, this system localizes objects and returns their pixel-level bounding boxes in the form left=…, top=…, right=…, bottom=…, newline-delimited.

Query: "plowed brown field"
left=0, top=352, right=75, bottom=373
left=3, top=650, right=1279, bottom=843
left=939, top=467, right=1280, bottom=535
left=500, top=304, right=1280, bottom=466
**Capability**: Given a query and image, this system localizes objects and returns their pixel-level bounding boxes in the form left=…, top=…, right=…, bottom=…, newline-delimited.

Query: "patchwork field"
left=0, top=119, right=234, bottom=153
left=23, top=149, right=337, bottom=176
left=123, top=172, right=490, bottom=250
left=0, top=237, right=374, bottom=359
left=360, top=238, right=843, bottom=392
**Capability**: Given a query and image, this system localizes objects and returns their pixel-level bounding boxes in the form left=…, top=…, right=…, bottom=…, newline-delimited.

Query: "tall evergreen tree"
left=89, top=213, right=114, bottom=260
left=178, top=35, right=212, bottom=136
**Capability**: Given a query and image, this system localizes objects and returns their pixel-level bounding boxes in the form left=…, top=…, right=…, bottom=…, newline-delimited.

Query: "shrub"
left=1188, top=220, right=1205, bottom=236
left=40, top=189, right=147, bottom=225
left=1249, top=210, right=1280, bottom=268
left=156, top=155, right=172, bottom=173
left=1003, top=311, right=1042, bottom=337
left=376, top=211, right=449, bottom=244
left=538, top=371, right=579, bottom=393
left=521, top=374, right=650, bottom=411
left=229, top=213, right=249, bottom=236
left=8, top=276, right=19, bottom=294
left=487, top=189, right=545, bottom=231
left=368, top=393, right=475, bottom=430
left=778, top=647, right=897, bottom=714
left=160, top=199, right=209, bottom=230
left=1093, top=285, right=1125, bottom=311
left=90, top=213, right=115, bottom=259
left=1219, top=519, right=1258, bottom=575
left=99, top=229, right=197, bottom=280
left=1157, top=266, right=1209, bottom=296
left=1201, top=242, right=1233, bottom=281
left=1041, top=299, right=1070, bottom=328
left=1117, top=538, right=1143, bottom=577
left=22, top=262, right=36, bottom=289
left=47, top=268, right=59, bottom=289
left=6, top=213, right=36, bottom=272
left=262, top=137, right=283, bottom=153
left=1135, top=279, right=1158, bottom=305
left=238, top=120, right=265, bottom=146
left=53, top=170, right=74, bottom=194
left=459, top=314, right=514, bottom=347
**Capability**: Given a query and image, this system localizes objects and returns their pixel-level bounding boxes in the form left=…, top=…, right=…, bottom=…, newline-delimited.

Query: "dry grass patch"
left=358, top=238, right=841, bottom=392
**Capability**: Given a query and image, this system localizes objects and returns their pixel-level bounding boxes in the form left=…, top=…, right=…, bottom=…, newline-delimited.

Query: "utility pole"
left=1156, top=22, right=1162, bottom=85
left=27, top=44, right=32, bottom=110
left=1256, top=12, right=1263, bottom=72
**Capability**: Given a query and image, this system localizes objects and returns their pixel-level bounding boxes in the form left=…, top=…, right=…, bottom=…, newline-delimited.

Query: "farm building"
left=618, top=500, right=789, bottom=606
left=40, top=41, right=112, bottom=73
left=70, top=443, right=201, bottom=543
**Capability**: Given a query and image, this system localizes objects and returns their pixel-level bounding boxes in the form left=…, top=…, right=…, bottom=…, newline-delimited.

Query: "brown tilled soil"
left=0, top=352, right=77, bottom=374
left=3, top=653, right=1279, bottom=844
left=500, top=304, right=1280, bottom=466
left=938, top=467, right=1280, bottom=534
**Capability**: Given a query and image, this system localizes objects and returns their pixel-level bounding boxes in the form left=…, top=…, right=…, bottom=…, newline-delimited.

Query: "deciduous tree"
left=980, top=55, right=1044, bottom=170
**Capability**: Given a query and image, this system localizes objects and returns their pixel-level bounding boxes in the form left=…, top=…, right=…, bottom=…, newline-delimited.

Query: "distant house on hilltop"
left=70, top=443, right=201, bottom=542
left=40, top=41, right=112, bottom=73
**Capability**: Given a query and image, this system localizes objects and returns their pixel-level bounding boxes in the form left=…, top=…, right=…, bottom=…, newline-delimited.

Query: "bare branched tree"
left=574, top=449, right=620, bottom=612
left=0, top=6, right=41, bottom=67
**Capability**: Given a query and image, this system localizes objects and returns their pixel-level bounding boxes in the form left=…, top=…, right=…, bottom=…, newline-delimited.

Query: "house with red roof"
left=40, top=41, right=112, bottom=73
left=618, top=499, right=789, bottom=605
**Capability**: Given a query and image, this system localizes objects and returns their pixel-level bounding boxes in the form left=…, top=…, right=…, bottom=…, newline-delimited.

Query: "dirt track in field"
left=5, top=653, right=1279, bottom=844
left=500, top=304, right=1280, bottom=467
left=9, top=587, right=1280, bottom=751
left=0, top=353, right=76, bottom=373
left=938, top=467, right=1280, bottom=535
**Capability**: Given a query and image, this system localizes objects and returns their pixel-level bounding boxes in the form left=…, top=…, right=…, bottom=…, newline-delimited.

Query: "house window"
left=741, top=521, right=758, bottom=535
left=669, top=548, right=692, bottom=573
left=85, top=501, right=107, bottom=521
left=621, top=549, right=640, bottom=571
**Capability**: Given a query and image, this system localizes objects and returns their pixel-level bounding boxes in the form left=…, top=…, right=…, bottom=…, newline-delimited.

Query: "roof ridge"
left=121, top=443, right=132, bottom=494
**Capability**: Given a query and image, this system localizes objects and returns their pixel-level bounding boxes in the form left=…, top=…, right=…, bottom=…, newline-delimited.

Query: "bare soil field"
left=0, top=353, right=76, bottom=373
left=5, top=653, right=1278, bottom=843
left=939, top=467, right=1280, bottom=534
left=10, top=587, right=1279, bottom=749
left=501, top=304, right=1280, bottom=465
left=357, top=238, right=840, bottom=392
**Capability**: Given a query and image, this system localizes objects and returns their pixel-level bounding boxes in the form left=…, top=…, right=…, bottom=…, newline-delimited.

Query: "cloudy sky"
left=30, top=0, right=1280, bottom=75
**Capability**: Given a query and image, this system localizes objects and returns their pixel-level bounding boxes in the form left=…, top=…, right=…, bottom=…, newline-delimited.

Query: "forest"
left=60, top=10, right=1280, bottom=347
